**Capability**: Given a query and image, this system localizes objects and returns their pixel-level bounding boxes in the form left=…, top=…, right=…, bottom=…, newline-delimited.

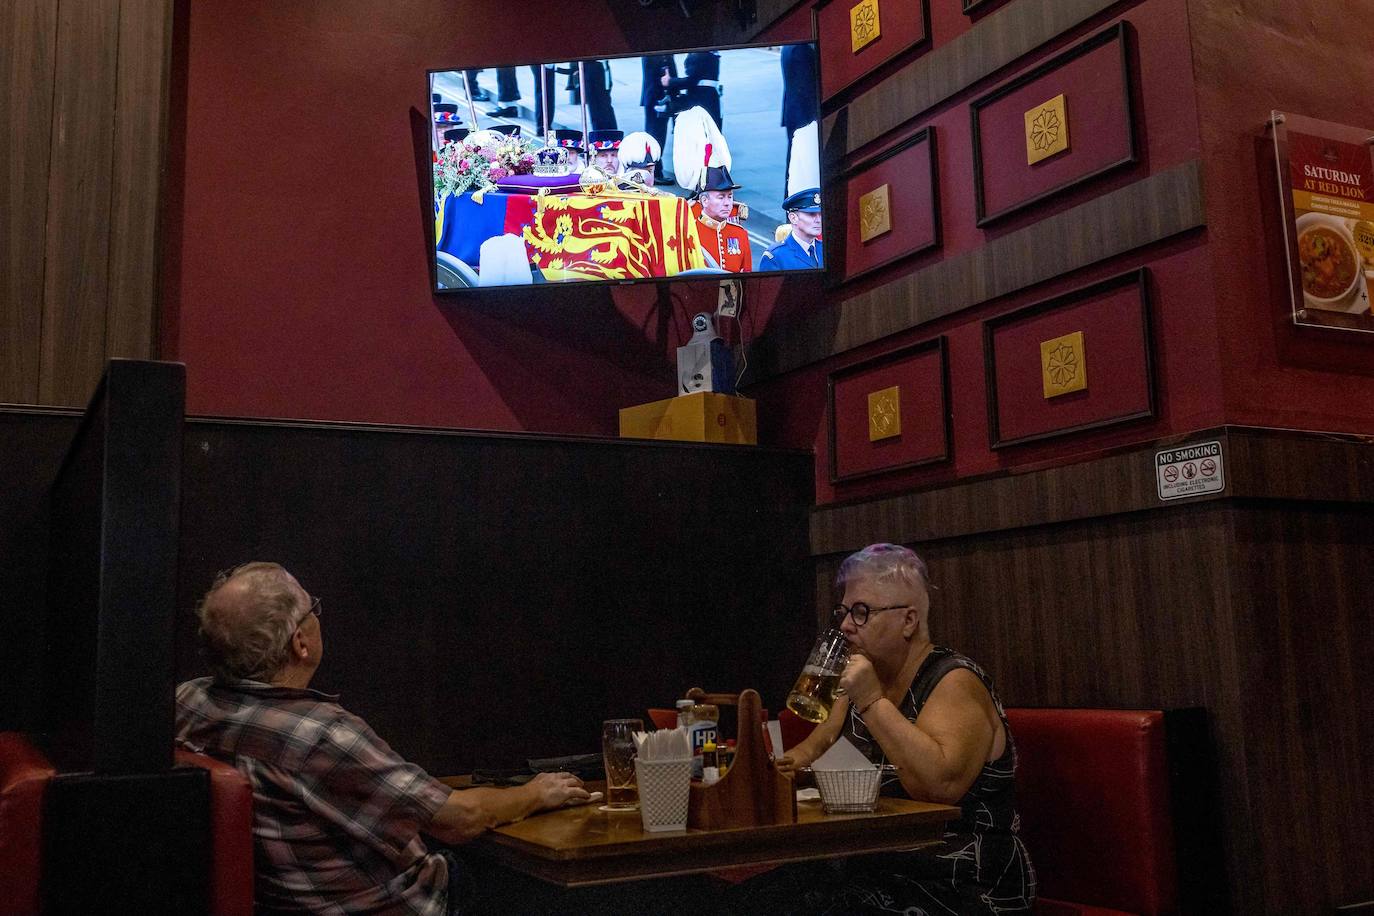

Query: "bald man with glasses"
left=174, top=562, right=588, bottom=915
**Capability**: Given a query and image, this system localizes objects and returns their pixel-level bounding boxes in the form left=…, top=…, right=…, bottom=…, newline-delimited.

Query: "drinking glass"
left=601, top=718, right=642, bottom=810
left=785, top=629, right=850, bottom=724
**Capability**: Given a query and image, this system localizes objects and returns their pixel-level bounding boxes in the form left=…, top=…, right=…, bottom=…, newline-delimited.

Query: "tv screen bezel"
left=426, top=38, right=825, bottom=294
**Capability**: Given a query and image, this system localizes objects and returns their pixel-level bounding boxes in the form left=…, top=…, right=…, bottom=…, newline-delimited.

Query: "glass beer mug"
left=601, top=718, right=642, bottom=810
left=785, top=628, right=850, bottom=724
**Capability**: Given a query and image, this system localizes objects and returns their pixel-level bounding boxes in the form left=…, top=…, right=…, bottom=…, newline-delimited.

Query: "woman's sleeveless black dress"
left=829, top=646, right=1036, bottom=915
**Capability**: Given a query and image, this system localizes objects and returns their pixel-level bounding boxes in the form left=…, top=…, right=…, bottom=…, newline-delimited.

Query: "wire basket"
left=813, top=767, right=881, bottom=813
left=634, top=757, right=693, bottom=832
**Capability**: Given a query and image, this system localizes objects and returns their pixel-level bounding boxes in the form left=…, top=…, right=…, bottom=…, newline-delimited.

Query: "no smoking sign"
left=1155, top=440, right=1225, bottom=501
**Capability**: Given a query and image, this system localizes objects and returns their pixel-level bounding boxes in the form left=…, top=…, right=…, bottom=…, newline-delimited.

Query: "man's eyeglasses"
left=297, top=596, right=321, bottom=626
left=831, top=602, right=910, bottom=627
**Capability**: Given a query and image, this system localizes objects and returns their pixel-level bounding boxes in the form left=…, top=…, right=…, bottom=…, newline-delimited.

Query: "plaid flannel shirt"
left=175, top=677, right=453, bottom=915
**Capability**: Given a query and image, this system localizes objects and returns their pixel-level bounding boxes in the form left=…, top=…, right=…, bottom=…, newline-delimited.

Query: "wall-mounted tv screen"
left=428, top=41, right=822, bottom=291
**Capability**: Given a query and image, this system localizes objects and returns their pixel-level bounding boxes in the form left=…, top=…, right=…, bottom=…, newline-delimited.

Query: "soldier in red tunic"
left=691, top=166, right=752, bottom=273
left=673, top=105, right=754, bottom=273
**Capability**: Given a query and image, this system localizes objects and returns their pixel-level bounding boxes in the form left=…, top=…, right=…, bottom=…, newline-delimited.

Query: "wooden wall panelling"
left=1228, top=503, right=1374, bottom=914
left=1223, top=427, right=1374, bottom=504
left=832, top=0, right=1125, bottom=157
left=811, top=501, right=1244, bottom=912
left=809, top=427, right=1219, bottom=556
left=970, top=22, right=1137, bottom=225
left=811, top=426, right=1374, bottom=555
left=40, top=0, right=122, bottom=406
left=105, top=0, right=174, bottom=362
left=983, top=268, right=1156, bottom=448
left=749, top=160, right=1204, bottom=380
left=0, top=405, right=817, bottom=772
left=813, top=0, right=930, bottom=102
left=807, top=428, right=1374, bottom=912
left=837, top=126, right=940, bottom=284
left=827, top=336, right=950, bottom=483
left=0, top=0, right=57, bottom=405
left=3, top=0, right=169, bottom=408
left=925, top=505, right=1243, bottom=913
left=172, top=419, right=817, bottom=776
left=916, top=504, right=1241, bottom=716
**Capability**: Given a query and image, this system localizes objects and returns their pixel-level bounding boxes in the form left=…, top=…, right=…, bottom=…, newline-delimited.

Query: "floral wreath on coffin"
left=434, top=130, right=538, bottom=202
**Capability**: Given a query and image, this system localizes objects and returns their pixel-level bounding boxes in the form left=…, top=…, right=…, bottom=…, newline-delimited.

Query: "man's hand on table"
left=427, top=772, right=589, bottom=844
left=528, top=771, right=591, bottom=811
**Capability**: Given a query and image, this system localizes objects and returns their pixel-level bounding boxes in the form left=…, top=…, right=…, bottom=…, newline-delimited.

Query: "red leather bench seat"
left=1006, top=708, right=1178, bottom=916
left=0, top=734, right=253, bottom=916
left=693, top=707, right=1182, bottom=914
left=175, top=748, right=255, bottom=916
left=0, top=732, right=57, bottom=916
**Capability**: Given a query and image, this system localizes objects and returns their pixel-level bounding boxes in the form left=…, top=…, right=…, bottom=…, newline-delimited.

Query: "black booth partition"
left=41, top=360, right=185, bottom=775
left=20, top=360, right=209, bottom=915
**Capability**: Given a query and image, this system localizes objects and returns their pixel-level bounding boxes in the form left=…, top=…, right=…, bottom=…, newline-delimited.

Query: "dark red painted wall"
left=163, top=0, right=809, bottom=434
left=166, top=0, right=1374, bottom=481
left=1186, top=0, right=1374, bottom=433
left=753, top=0, right=1374, bottom=507
left=752, top=0, right=1223, bottom=505
left=757, top=237, right=1221, bottom=506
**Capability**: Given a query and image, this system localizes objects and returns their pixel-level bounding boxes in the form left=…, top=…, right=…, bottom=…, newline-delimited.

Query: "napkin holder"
left=684, top=688, right=796, bottom=830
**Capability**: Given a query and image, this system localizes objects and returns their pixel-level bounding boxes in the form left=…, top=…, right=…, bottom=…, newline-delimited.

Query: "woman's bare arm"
left=858, top=670, right=998, bottom=804
left=774, top=696, right=849, bottom=774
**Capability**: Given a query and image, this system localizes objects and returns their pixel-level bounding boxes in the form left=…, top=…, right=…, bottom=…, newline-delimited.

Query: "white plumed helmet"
left=672, top=106, right=731, bottom=195
left=618, top=131, right=662, bottom=171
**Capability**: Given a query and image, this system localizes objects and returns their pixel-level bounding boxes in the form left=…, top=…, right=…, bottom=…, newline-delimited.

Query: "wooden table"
left=462, top=792, right=959, bottom=888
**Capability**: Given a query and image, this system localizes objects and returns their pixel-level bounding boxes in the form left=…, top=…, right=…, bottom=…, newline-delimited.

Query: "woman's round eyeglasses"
left=831, top=602, right=910, bottom=627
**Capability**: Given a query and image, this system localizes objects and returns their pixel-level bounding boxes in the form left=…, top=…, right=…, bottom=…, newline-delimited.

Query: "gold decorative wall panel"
left=850, top=0, right=882, bottom=53
left=1025, top=93, right=1070, bottom=164
left=858, top=184, right=893, bottom=242
left=1040, top=330, right=1087, bottom=397
left=867, top=385, right=901, bottom=440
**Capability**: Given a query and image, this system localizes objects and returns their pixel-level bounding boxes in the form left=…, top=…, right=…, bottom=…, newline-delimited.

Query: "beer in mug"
left=785, top=629, right=849, bottom=724
left=606, top=778, right=638, bottom=809
left=602, top=718, right=642, bottom=810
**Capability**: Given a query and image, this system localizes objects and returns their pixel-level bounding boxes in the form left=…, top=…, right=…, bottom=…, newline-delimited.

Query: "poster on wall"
left=1271, top=110, right=1374, bottom=333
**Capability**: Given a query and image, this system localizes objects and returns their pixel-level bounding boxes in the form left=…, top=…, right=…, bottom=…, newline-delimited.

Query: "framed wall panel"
left=970, top=21, right=1136, bottom=226
left=814, top=0, right=930, bottom=101
left=839, top=127, right=940, bottom=284
left=828, top=336, right=950, bottom=483
left=983, top=268, right=1154, bottom=449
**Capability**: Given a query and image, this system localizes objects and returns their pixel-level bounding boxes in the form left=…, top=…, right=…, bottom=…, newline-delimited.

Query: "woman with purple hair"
left=741, top=543, right=1036, bottom=915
